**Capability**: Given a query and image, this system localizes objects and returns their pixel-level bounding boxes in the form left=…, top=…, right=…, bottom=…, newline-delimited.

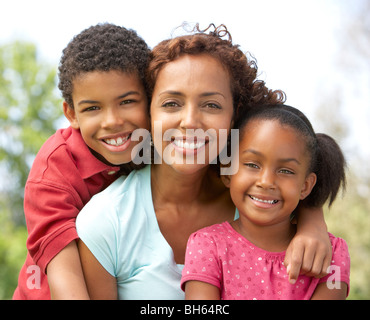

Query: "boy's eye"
left=120, top=99, right=135, bottom=105
left=83, top=106, right=99, bottom=112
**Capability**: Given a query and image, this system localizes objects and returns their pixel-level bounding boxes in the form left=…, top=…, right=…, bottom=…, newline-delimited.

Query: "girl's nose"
left=257, top=169, right=276, bottom=190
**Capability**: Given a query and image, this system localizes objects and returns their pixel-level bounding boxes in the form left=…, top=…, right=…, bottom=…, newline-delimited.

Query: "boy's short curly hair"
left=58, top=23, right=150, bottom=108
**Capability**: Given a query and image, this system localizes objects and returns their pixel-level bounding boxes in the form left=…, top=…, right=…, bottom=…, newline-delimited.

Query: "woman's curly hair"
left=58, top=23, right=150, bottom=108
left=146, top=23, right=286, bottom=122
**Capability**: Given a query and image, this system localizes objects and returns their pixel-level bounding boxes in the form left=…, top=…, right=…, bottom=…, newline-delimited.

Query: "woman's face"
left=150, top=54, right=234, bottom=174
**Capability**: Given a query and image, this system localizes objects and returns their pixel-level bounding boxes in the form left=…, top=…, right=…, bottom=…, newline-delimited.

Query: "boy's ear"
left=63, top=101, right=80, bottom=129
left=220, top=174, right=231, bottom=188
left=300, top=172, right=317, bottom=200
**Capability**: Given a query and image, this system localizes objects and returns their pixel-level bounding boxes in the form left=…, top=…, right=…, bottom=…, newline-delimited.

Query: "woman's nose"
left=180, top=104, right=200, bottom=130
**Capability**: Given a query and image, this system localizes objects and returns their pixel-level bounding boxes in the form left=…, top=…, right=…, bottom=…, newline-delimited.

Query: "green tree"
left=0, top=41, right=63, bottom=224
left=0, top=41, right=62, bottom=299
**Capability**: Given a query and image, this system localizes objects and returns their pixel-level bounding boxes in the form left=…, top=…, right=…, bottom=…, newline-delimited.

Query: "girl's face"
left=64, top=70, right=150, bottom=165
left=150, top=54, right=234, bottom=174
left=227, top=119, right=316, bottom=227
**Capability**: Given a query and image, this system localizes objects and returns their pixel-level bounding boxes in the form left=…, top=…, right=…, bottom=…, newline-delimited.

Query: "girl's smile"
left=227, top=119, right=316, bottom=227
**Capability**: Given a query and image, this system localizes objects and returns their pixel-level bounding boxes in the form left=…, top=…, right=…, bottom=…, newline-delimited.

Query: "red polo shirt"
left=13, top=127, right=120, bottom=299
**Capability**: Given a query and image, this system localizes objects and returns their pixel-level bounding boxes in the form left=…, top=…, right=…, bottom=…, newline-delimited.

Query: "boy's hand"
left=284, top=232, right=331, bottom=284
left=284, top=206, right=332, bottom=284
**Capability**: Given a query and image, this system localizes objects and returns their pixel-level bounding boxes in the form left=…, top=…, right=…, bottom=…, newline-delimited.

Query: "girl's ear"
left=300, top=172, right=317, bottom=200
left=221, top=174, right=231, bottom=188
left=63, top=101, right=80, bottom=129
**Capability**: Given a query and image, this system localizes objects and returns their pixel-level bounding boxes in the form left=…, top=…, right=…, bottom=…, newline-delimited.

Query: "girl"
left=181, top=105, right=350, bottom=300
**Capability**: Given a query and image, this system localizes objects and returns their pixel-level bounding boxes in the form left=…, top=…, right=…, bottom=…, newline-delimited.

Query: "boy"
left=13, top=23, right=150, bottom=299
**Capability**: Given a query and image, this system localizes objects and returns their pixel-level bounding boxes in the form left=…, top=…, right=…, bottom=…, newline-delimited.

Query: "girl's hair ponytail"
left=304, top=133, right=347, bottom=208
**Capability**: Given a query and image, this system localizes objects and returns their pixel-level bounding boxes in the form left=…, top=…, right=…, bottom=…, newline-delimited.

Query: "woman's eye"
left=162, top=101, right=179, bottom=108
left=205, top=103, right=221, bottom=109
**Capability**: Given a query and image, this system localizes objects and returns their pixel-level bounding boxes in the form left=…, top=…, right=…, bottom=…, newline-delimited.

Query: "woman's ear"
left=63, top=101, right=80, bottom=129
left=300, top=172, right=317, bottom=200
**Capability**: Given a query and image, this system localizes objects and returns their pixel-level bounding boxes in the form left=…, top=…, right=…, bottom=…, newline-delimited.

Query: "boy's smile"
left=64, top=70, right=149, bottom=165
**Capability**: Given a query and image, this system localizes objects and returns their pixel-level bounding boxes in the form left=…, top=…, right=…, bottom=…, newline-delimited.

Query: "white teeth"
left=250, top=195, right=278, bottom=204
left=104, top=135, right=129, bottom=146
left=173, top=139, right=206, bottom=149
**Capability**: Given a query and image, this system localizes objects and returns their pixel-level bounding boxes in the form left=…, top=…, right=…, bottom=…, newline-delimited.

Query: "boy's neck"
left=231, top=217, right=297, bottom=253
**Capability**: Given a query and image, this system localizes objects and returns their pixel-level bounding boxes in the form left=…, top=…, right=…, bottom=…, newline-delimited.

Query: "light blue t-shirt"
left=76, top=165, right=238, bottom=300
left=76, top=165, right=185, bottom=299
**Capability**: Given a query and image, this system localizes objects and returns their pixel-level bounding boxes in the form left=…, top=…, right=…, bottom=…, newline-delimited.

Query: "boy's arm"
left=185, top=281, right=220, bottom=300
left=78, top=240, right=117, bottom=300
left=46, top=240, right=89, bottom=299
left=284, top=206, right=332, bottom=284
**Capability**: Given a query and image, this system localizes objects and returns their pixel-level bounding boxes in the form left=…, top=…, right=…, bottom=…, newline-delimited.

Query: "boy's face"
left=64, top=70, right=149, bottom=165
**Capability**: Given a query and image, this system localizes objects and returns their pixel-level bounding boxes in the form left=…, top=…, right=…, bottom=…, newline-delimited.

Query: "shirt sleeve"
left=76, top=192, right=119, bottom=277
left=25, top=180, right=80, bottom=273
left=318, top=235, right=350, bottom=295
left=181, top=231, right=222, bottom=291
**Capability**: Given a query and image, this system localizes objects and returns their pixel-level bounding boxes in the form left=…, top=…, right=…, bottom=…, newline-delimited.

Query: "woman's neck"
left=151, top=164, right=214, bottom=205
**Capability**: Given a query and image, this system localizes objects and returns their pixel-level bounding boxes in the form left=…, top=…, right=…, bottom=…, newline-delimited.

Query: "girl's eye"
left=244, top=163, right=259, bottom=169
left=279, top=169, right=295, bottom=175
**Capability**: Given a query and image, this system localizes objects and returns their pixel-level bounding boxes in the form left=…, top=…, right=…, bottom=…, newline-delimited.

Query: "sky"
left=1, top=0, right=369, bottom=162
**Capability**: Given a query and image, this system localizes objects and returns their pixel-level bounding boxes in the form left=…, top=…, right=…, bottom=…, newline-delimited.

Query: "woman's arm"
left=78, top=240, right=117, bottom=300
left=47, top=240, right=89, bottom=299
left=284, top=206, right=332, bottom=284
left=185, top=281, right=220, bottom=300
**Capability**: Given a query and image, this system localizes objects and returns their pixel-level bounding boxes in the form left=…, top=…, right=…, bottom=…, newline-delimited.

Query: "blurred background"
left=0, top=0, right=369, bottom=299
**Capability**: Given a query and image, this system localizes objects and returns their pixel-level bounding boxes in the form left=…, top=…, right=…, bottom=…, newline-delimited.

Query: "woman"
left=76, top=24, right=331, bottom=299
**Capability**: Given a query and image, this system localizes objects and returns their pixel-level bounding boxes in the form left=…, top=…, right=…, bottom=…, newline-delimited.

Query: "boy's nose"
left=102, top=107, right=124, bottom=128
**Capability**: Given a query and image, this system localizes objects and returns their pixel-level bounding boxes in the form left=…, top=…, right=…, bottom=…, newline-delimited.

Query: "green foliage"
left=0, top=41, right=63, bottom=224
left=0, top=41, right=63, bottom=298
left=325, top=170, right=370, bottom=300
left=0, top=213, right=27, bottom=300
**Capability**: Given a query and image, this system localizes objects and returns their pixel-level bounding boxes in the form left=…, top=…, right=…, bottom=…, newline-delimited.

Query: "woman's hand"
left=284, top=207, right=332, bottom=284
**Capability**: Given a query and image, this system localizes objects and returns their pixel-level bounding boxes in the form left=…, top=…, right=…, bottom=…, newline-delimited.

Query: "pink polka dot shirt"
left=181, top=222, right=350, bottom=300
